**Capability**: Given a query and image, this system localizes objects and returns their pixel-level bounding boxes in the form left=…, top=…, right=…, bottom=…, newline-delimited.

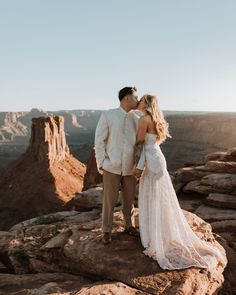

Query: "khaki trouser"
left=102, top=169, right=137, bottom=233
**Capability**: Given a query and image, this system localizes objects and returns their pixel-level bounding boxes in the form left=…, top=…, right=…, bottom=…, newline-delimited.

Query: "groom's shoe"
left=102, top=232, right=112, bottom=245
left=124, top=226, right=139, bottom=237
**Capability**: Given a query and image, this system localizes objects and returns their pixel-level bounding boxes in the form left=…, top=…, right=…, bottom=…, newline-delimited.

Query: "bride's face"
left=137, top=96, right=147, bottom=112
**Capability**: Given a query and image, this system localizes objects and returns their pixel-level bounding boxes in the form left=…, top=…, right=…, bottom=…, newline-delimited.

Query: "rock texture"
left=28, top=116, right=70, bottom=164
left=175, top=146, right=236, bottom=294
left=0, top=273, right=92, bottom=295
left=0, top=116, right=86, bottom=231
left=83, top=148, right=102, bottom=191
left=0, top=111, right=28, bottom=142
left=65, top=186, right=103, bottom=211
left=0, top=208, right=227, bottom=294
left=205, top=193, right=236, bottom=209
left=0, top=274, right=148, bottom=295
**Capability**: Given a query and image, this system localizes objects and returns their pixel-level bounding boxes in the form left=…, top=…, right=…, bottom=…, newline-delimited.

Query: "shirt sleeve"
left=136, top=143, right=146, bottom=170
left=94, top=111, right=109, bottom=170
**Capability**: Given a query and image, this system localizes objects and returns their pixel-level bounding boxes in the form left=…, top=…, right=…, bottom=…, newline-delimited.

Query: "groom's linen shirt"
left=95, top=106, right=145, bottom=175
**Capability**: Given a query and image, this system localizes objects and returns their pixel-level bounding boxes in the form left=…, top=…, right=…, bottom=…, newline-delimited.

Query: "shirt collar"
left=119, top=106, right=128, bottom=114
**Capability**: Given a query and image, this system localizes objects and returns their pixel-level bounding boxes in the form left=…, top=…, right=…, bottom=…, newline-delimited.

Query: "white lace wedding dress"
left=138, top=133, right=227, bottom=272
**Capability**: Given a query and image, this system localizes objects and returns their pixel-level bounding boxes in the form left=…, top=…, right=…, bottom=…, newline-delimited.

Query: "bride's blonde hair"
left=143, top=94, right=172, bottom=143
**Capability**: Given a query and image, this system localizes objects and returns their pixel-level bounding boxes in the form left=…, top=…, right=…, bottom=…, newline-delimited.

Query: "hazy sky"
left=0, top=0, right=235, bottom=112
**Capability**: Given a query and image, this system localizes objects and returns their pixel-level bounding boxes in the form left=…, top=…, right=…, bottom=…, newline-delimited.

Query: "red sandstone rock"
left=83, top=148, right=102, bottom=191
left=0, top=209, right=228, bottom=295
left=176, top=146, right=236, bottom=293
left=0, top=116, right=85, bottom=230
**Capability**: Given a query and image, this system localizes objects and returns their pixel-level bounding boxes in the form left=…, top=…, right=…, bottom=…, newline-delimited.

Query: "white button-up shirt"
left=94, top=106, right=145, bottom=175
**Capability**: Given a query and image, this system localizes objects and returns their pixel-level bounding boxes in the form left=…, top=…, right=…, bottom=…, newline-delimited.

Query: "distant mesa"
left=0, top=116, right=86, bottom=230
left=30, top=108, right=45, bottom=113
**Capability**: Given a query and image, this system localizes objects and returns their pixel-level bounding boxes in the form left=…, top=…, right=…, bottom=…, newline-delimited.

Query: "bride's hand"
left=134, top=168, right=143, bottom=179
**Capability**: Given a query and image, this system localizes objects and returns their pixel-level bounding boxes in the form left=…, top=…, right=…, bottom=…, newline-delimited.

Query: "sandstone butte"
left=0, top=116, right=86, bottom=230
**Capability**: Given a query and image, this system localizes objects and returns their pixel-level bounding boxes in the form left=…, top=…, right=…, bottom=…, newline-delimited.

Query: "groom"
left=95, top=86, right=145, bottom=244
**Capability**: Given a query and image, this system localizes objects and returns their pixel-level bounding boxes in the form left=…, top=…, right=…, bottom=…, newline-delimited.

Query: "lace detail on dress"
left=138, top=133, right=227, bottom=272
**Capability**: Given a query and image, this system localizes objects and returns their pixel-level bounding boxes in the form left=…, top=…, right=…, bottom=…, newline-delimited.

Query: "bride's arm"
left=134, top=116, right=148, bottom=176
left=136, top=115, right=148, bottom=142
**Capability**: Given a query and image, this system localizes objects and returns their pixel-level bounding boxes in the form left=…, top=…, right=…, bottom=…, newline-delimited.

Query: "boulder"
left=183, top=180, right=213, bottom=195
left=211, top=220, right=236, bottom=233
left=83, top=148, right=102, bottom=191
left=203, top=151, right=228, bottom=163
left=202, top=149, right=236, bottom=164
left=0, top=208, right=227, bottom=295
left=204, top=193, right=236, bottom=209
left=65, top=186, right=124, bottom=212
left=183, top=174, right=236, bottom=195
left=195, top=205, right=236, bottom=223
left=204, top=161, right=236, bottom=174
left=65, top=187, right=103, bottom=211
left=174, top=166, right=210, bottom=183
left=200, top=173, right=236, bottom=194
left=0, top=272, right=91, bottom=294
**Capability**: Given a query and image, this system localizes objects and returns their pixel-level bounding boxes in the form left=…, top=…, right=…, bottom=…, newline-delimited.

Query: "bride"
left=134, top=94, right=227, bottom=272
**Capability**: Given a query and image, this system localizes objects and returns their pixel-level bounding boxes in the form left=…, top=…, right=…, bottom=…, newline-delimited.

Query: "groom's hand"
left=134, top=168, right=143, bottom=179
left=98, top=166, right=104, bottom=175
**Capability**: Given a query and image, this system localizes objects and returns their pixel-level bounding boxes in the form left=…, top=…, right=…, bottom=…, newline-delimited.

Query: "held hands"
left=133, top=167, right=143, bottom=180
left=133, top=140, right=145, bottom=180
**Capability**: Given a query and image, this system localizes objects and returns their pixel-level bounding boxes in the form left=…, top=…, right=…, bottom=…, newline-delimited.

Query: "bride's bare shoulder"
left=140, top=114, right=150, bottom=119
left=138, top=114, right=149, bottom=125
left=140, top=114, right=152, bottom=122
left=141, top=114, right=156, bottom=131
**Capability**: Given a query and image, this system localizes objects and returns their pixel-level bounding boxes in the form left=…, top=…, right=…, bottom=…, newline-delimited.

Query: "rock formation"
left=83, top=148, right=102, bottom=190
left=0, top=208, right=227, bottom=294
left=28, top=116, right=70, bottom=164
left=174, top=146, right=236, bottom=293
left=0, top=116, right=86, bottom=230
left=0, top=111, right=28, bottom=141
left=0, top=109, right=101, bottom=144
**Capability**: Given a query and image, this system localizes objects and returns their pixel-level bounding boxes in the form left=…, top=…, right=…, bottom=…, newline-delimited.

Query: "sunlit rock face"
left=0, top=116, right=85, bottom=230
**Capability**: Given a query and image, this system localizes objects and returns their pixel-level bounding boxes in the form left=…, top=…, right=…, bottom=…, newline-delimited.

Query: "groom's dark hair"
left=118, top=86, right=137, bottom=101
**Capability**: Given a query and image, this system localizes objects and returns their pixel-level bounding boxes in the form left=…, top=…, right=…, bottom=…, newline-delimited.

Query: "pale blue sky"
left=0, top=0, right=235, bottom=112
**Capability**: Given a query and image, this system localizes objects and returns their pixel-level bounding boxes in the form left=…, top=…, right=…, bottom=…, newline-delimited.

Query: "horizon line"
left=0, top=108, right=236, bottom=114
